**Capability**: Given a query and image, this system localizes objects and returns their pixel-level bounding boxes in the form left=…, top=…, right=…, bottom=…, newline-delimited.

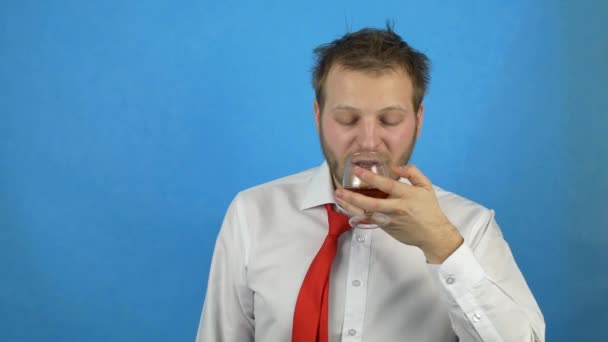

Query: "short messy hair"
left=312, top=23, right=431, bottom=113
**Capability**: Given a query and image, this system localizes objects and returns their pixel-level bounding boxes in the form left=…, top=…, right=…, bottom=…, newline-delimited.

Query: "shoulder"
left=433, top=185, right=496, bottom=233
left=233, top=165, right=318, bottom=205
left=218, top=166, right=320, bottom=256
left=433, top=185, right=489, bottom=212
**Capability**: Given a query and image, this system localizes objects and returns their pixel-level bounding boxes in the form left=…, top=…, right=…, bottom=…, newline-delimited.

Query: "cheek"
left=385, top=123, right=417, bottom=149
left=323, top=121, right=353, bottom=152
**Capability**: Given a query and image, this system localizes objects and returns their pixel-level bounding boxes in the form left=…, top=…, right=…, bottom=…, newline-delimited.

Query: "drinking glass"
left=342, top=151, right=391, bottom=229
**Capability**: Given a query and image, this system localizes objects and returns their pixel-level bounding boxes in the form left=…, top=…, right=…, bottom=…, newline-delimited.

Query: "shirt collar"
left=299, top=161, right=336, bottom=211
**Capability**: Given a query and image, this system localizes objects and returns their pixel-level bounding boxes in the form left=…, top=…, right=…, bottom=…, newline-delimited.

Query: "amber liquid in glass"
left=346, top=187, right=389, bottom=199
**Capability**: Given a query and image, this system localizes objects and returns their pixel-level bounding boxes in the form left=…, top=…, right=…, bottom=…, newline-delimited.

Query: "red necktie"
left=292, top=203, right=351, bottom=342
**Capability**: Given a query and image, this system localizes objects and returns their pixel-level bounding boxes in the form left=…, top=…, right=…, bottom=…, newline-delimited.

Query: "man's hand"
left=335, top=164, right=463, bottom=264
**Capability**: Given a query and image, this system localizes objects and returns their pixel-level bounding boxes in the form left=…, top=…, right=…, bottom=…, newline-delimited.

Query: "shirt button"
left=352, top=280, right=361, bottom=287
left=348, top=329, right=357, bottom=336
left=446, top=277, right=455, bottom=285
left=472, top=313, right=482, bottom=322
left=356, top=235, right=365, bottom=243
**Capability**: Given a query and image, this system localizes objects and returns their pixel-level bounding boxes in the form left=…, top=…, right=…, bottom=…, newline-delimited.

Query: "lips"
left=353, top=160, right=382, bottom=168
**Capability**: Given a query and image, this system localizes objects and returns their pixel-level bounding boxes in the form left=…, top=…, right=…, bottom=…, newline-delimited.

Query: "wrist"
left=421, top=224, right=464, bottom=264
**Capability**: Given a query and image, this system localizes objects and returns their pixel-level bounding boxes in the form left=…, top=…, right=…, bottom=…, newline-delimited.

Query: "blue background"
left=1, top=0, right=606, bottom=341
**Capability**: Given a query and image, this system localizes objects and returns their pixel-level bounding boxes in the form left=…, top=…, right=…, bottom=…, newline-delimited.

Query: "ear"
left=314, top=99, right=321, bottom=134
left=415, top=103, right=424, bottom=139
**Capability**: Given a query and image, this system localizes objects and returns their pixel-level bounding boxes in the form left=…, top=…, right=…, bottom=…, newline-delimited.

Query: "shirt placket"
left=340, top=228, right=372, bottom=342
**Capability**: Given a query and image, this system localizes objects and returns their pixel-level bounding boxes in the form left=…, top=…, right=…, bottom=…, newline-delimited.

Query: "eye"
left=335, top=113, right=359, bottom=126
left=379, top=113, right=404, bottom=126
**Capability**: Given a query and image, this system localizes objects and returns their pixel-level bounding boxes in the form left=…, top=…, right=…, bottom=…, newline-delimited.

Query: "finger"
left=352, top=166, right=410, bottom=198
left=393, top=164, right=432, bottom=190
left=335, top=195, right=365, bottom=216
left=336, top=188, right=403, bottom=215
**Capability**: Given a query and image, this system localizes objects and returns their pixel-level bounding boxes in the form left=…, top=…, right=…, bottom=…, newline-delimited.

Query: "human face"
left=314, top=65, right=424, bottom=188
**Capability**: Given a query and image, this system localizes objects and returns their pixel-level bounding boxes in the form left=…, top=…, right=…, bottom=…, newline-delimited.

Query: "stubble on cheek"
left=318, top=119, right=347, bottom=188
left=319, top=134, right=343, bottom=187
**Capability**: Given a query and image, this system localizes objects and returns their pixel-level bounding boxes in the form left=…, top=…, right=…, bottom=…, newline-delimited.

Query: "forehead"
left=323, top=64, right=414, bottom=109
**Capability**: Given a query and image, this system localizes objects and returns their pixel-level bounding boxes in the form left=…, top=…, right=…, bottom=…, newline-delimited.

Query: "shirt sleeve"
left=195, top=195, right=255, bottom=342
left=427, top=209, right=546, bottom=342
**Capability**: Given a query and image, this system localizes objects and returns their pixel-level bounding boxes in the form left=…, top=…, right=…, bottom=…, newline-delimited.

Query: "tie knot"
left=324, top=204, right=351, bottom=236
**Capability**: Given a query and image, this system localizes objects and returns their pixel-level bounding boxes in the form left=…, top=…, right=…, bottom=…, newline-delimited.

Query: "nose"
left=357, top=118, right=381, bottom=151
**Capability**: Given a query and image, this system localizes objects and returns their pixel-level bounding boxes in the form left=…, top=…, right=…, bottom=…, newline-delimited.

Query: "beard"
left=318, top=121, right=419, bottom=188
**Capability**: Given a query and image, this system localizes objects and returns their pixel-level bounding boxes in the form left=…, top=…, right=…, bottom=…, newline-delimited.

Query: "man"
left=196, top=25, right=545, bottom=341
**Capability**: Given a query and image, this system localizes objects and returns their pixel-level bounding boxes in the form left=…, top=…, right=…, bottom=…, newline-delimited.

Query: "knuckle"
left=371, top=201, right=380, bottom=211
left=395, top=207, right=408, bottom=216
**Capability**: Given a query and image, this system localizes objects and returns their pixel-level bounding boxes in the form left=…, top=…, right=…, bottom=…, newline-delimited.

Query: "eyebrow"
left=331, top=105, right=409, bottom=114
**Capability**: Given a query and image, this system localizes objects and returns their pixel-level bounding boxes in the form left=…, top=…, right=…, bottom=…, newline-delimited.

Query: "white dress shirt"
left=196, top=162, right=545, bottom=341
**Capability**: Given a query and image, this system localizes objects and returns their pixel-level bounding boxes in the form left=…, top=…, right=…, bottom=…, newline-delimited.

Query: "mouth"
left=352, top=160, right=382, bottom=168
left=347, top=150, right=390, bottom=163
